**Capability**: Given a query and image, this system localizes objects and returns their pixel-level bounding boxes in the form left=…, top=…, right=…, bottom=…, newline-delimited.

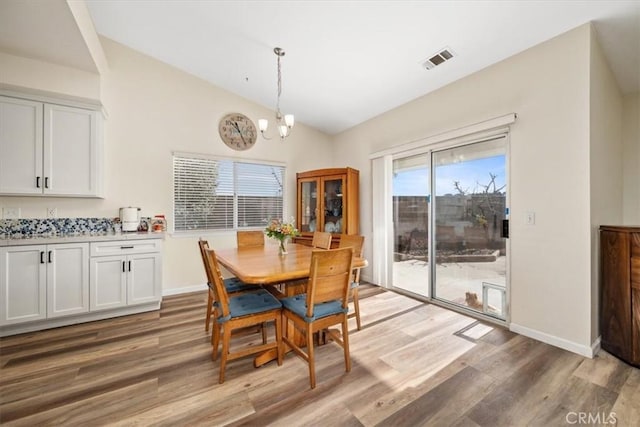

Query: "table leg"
left=254, top=280, right=307, bottom=367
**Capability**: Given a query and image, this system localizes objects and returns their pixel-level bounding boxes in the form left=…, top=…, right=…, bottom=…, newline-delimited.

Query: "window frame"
left=172, top=151, right=286, bottom=235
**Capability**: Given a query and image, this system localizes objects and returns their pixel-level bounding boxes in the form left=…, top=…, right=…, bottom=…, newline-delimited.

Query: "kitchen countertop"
left=0, top=231, right=165, bottom=247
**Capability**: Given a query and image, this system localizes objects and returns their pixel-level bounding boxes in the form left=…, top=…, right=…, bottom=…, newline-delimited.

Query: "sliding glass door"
left=391, top=137, right=508, bottom=320
left=392, top=153, right=430, bottom=297
left=432, top=138, right=507, bottom=319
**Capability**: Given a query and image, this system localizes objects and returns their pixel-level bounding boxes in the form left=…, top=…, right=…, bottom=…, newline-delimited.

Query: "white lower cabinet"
left=0, top=243, right=89, bottom=326
left=90, top=240, right=162, bottom=311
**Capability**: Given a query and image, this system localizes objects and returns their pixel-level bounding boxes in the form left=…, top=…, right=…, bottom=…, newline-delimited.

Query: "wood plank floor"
left=1, top=285, right=638, bottom=426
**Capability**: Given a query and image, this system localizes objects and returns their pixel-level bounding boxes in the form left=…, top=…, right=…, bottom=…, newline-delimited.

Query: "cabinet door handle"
left=122, top=261, right=126, bottom=272
left=44, top=177, right=49, bottom=189
left=128, top=261, right=132, bottom=272
left=48, top=250, right=53, bottom=263
left=40, top=251, right=45, bottom=264
left=120, top=246, right=134, bottom=249
left=36, top=176, right=41, bottom=188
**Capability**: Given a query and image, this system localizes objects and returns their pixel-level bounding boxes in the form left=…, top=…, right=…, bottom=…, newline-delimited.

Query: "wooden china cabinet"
left=600, top=225, right=640, bottom=368
left=295, top=167, right=359, bottom=247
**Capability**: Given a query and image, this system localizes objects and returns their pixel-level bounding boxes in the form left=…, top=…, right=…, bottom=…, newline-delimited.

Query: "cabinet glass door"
left=323, top=177, right=344, bottom=233
left=299, top=180, right=318, bottom=233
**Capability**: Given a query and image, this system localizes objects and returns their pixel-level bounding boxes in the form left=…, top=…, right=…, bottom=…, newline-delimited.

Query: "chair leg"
left=275, top=314, right=283, bottom=366
left=352, top=287, right=362, bottom=331
left=307, top=324, right=316, bottom=389
left=342, top=318, right=351, bottom=373
left=219, top=324, right=232, bottom=384
left=211, top=315, right=220, bottom=361
left=205, top=292, right=213, bottom=332
left=261, top=322, right=267, bottom=344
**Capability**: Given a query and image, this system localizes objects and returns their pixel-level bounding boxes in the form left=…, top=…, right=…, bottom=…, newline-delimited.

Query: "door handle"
left=122, top=261, right=126, bottom=272
left=501, top=219, right=509, bottom=239
left=40, top=251, right=45, bottom=264
left=128, top=261, right=132, bottom=272
left=44, top=177, right=49, bottom=189
left=36, top=176, right=41, bottom=188
left=48, top=250, right=53, bottom=263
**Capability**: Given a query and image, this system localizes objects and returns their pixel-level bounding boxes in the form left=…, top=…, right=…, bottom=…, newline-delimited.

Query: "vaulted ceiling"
left=1, top=1, right=638, bottom=135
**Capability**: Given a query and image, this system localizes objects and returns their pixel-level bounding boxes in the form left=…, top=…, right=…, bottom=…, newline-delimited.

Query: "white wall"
left=0, top=36, right=334, bottom=293
left=588, top=26, right=624, bottom=343
left=333, top=24, right=598, bottom=355
left=623, top=93, right=640, bottom=224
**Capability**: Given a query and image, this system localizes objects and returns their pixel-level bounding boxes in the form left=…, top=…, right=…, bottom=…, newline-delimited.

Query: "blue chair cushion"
left=218, top=289, right=282, bottom=323
left=281, top=294, right=347, bottom=323
left=224, top=277, right=261, bottom=293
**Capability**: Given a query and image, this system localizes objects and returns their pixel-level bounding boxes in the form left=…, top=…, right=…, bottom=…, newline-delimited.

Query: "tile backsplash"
left=0, top=218, right=115, bottom=238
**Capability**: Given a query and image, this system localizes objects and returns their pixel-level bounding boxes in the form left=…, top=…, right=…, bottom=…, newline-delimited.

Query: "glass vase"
left=279, top=238, right=288, bottom=255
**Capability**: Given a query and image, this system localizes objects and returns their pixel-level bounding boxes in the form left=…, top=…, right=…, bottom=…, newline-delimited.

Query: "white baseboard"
left=163, top=283, right=208, bottom=296
left=591, top=336, right=602, bottom=356
left=0, top=302, right=160, bottom=337
left=510, top=322, right=599, bottom=358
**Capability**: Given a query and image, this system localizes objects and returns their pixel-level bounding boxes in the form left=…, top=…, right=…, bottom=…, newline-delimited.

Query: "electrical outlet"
left=2, top=207, right=21, bottom=219
left=525, top=211, right=535, bottom=225
left=47, top=207, right=57, bottom=218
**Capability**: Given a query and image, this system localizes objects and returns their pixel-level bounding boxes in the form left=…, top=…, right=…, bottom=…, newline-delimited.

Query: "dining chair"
left=237, top=230, right=265, bottom=247
left=281, top=247, right=355, bottom=389
left=204, top=248, right=283, bottom=383
left=311, top=231, right=332, bottom=249
left=198, top=240, right=261, bottom=334
left=338, top=234, right=365, bottom=330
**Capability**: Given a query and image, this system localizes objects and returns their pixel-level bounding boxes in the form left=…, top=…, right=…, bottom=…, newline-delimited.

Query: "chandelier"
left=259, top=47, right=294, bottom=140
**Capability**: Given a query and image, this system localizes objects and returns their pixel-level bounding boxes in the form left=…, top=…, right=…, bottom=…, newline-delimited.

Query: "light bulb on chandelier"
left=259, top=47, right=294, bottom=140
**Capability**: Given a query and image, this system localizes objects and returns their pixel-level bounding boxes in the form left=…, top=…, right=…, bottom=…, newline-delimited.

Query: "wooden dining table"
left=215, top=242, right=367, bottom=366
left=215, top=242, right=367, bottom=286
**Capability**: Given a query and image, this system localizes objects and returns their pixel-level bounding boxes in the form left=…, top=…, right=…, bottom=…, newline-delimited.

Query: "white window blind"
left=173, top=154, right=284, bottom=232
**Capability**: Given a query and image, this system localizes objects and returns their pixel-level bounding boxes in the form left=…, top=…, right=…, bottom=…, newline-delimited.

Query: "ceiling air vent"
left=421, top=47, right=455, bottom=70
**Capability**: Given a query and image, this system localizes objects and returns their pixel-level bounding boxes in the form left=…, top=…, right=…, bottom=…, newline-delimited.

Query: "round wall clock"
left=218, top=113, right=258, bottom=151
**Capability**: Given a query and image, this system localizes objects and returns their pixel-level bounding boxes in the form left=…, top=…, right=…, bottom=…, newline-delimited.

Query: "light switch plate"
left=525, top=211, right=535, bottom=225
left=2, top=207, right=21, bottom=219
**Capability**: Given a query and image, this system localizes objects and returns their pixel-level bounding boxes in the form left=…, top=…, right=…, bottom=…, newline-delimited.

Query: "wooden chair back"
left=237, top=230, right=265, bottom=247
left=338, top=234, right=364, bottom=257
left=305, top=247, right=354, bottom=318
left=311, top=231, right=332, bottom=249
left=338, top=234, right=364, bottom=282
left=198, top=240, right=215, bottom=288
left=203, top=248, right=230, bottom=316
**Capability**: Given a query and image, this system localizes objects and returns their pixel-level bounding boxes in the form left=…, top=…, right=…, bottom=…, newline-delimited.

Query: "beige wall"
left=0, top=51, right=101, bottom=100
left=588, top=26, right=624, bottom=343
left=623, top=93, right=640, bottom=224
left=333, top=24, right=597, bottom=354
left=0, top=37, right=334, bottom=292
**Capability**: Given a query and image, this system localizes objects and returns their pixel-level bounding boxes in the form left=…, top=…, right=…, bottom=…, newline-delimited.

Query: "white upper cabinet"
left=0, top=95, right=103, bottom=197
left=44, top=104, right=100, bottom=196
left=0, top=96, right=43, bottom=195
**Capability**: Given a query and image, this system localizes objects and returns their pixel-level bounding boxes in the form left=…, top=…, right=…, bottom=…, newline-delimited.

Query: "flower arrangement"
left=265, top=218, right=299, bottom=254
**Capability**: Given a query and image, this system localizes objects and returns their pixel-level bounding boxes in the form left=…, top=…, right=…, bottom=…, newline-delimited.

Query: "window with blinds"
left=173, top=154, right=284, bottom=232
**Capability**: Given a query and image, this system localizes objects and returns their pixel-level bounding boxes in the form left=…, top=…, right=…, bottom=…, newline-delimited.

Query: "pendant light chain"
left=276, top=53, right=282, bottom=119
